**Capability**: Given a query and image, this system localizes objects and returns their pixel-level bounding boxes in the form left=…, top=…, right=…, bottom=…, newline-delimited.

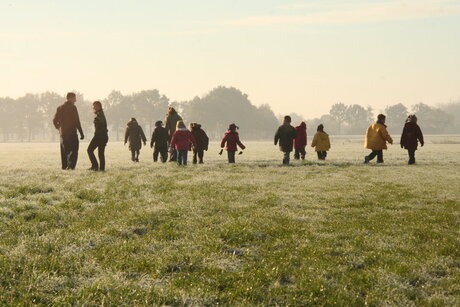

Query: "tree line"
left=0, top=86, right=458, bottom=142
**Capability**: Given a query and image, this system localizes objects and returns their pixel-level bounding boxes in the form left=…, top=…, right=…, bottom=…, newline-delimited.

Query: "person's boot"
left=364, top=156, right=370, bottom=164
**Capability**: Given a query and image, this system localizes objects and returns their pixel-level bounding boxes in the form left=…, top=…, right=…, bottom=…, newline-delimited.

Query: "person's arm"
left=274, top=128, right=280, bottom=146
left=326, top=135, right=331, bottom=150
left=311, top=134, right=317, bottom=147
left=203, top=131, right=209, bottom=150
left=75, top=107, right=84, bottom=139
left=236, top=135, right=246, bottom=150
left=170, top=131, right=177, bottom=148
left=150, top=130, right=155, bottom=148
left=53, top=107, right=60, bottom=130
left=381, top=127, right=393, bottom=144
left=140, top=127, right=147, bottom=144
left=124, top=128, right=129, bottom=144
left=190, top=132, right=196, bottom=147
left=417, top=125, right=424, bottom=147
left=220, top=134, right=227, bottom=148
left=400, top=126, right=407, bottom=148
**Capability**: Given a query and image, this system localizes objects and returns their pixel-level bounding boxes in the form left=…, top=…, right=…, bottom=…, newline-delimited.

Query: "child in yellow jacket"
left=364, top=114, right=393, bottom=163
left=311, top=124, right=331, bottom=160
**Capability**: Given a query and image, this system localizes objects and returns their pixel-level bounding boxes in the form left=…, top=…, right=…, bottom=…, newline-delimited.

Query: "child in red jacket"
left=220, top=123, right=245, bottom=163
left=294, top=122, right=307, bottom=160
left=170, top=121, right=196, bottom=166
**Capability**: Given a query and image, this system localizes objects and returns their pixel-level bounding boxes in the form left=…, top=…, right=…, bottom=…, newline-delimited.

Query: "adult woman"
left=87, top=101, right=108, bottom=171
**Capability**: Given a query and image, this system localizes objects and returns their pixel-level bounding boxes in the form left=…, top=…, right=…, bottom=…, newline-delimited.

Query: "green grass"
left=0, top=137, right=459, bottom=305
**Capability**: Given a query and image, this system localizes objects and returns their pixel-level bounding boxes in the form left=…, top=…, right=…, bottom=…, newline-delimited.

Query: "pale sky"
left=1, top=0, right=459, bottom=118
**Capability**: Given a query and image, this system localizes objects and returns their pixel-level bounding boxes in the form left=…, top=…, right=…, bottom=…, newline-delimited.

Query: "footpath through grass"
left=0, top=141, right=459, bottom=305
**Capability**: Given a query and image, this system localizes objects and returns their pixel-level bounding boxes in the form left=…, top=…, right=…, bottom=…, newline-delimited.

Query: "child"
left=274, top=116, right=296, bottom=165
left=124, top=118, right=147, bottom=162
left=294, top=122, right=307, bottom=160
left=190, top=123, right=209, bottom=164
left=150, top=120, right=168, bottom=163
left=87, top=101, right=108, bottom=171
left=364, top=114, right=393, bottom=164
left=311, top=124, right=331, bottom=160
left=220, top=123, right=245, bottom=163
left=400, top=114, right=424, bottom=165
left=170, top=120, right=196, bottom=166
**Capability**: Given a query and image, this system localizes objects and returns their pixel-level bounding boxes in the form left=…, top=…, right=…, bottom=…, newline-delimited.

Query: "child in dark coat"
left=150, top=120, right=169, bottom=163
left=294, top=122, right=307, bottom=160
left=274, top=116, right=297, bottom=165
left=170, top=121, right=196, bottom=166
left=400, top=114, right=424, bottom=165
left=220, top=123, right=245, bottom=163
left=190, top=123, right=209, bottom=164
left=124, top=118, right=147, bottom=162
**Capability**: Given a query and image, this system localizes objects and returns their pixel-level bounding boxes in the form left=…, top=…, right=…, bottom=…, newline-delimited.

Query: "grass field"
left=0, top=136, right=459, bottom=305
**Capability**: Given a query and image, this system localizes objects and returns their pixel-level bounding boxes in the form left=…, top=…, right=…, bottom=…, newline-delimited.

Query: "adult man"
left=274, top=115, right=297, bottom=165
left=164, top=107, right=182, bottom=162
left=53, top=92, right=84, bottom=169
left=364, top=114, right=393, bottom=164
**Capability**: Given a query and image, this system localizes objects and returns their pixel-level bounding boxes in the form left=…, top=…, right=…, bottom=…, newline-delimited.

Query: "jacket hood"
left=191, top=124, right=202, bottom=131
left=297, top=122, right=306, bottom=129
left=127, top=121, right=138, bottom=128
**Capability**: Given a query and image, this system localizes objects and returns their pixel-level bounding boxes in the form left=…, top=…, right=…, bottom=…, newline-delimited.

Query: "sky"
left=1, top=0, right=459, bottom=118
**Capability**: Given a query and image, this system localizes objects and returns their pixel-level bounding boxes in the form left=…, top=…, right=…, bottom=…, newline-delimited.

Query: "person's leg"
left=183, top=150, right=188, bottom=166
left=193, top=149, right=198, bottom=164
left=198, top=150, right=204, bottom=164
left=87, top=137, right=99, bottom=170
left=153, top=149, right=158, bottom=162
left=283, top=151, right=290, bottom=164
left=131, top=150, right=136, bottom=161
left=98, top=144, right=106, bottom=171
left=60, top=136, right=68, bottom=170
left=366, top=150, right=378, bottom=163
left=294, top=149, right=300, bottom=160
left=68, top=134, right=79, bottom=169
left=323, top=151, right=327, bottom=160
left=136, top=150, right=140, bottom=162
left=408, top=149, right=416, bottom=164
left=228, top=151, right=235, bottom=163
left=161, top=150, right=168, bottom=163
left=170, top=149, right=178, bottom=162
left=317, top=151, right=321, bottom=160
left=376, top=150, right=384, bottom=163
left=300, top=148, right=306, bottom=160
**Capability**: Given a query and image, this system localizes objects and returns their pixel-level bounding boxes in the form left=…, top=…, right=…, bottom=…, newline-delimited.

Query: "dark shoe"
left=88, top=167, right=98, bottom=171
left=364, top=156, right=369, bottom=164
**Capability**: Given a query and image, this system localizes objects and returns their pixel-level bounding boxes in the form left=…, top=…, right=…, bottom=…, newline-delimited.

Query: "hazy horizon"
left=1, top=0, right=459, bottom=118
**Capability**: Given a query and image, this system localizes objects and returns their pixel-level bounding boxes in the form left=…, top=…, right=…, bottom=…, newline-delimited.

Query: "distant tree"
left=385, top=103, right=408, bottom=133
left=345, top=104, right=373, bottom=134
left=439, top=102, right=460, bottom=133
left=412, top=103, right=454, bottom=134
left=17, top=94, right=44, bottom=141
left=329, top=103, right=348, bottom=134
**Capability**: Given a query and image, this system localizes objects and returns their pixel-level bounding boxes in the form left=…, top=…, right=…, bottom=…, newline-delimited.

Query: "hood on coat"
left=127, top=121, right=138, bottom=128
left=297, top=122, right=306, bottom=129
left=191, top=123, right=202, bottom=131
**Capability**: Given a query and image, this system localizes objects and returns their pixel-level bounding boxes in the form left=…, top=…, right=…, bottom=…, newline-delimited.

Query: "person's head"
left=176, top=120, right=186, bottom=129
left=300, top=121, right=306, bottom=129
left=317, top=124, right=324, bottom=132
left=155, top=120, right=163, bottom=127
left=128, top=117, right=137, bottom=125
left=168, top=107, right=177, bottom=115
left=229, top=123, right=238, bottom=131
left=66, top=92, right=76, bottom=104
left=407, top=114, right=418, bottom=123
left=92, top=101, right=102, bottom=113
left=283, top=115, right=292, bottom=125
left=377, top=114, right=386, bottom=123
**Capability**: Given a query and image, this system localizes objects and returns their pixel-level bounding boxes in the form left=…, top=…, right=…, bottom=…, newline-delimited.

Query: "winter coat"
left=93, top=111, right=108, bottom=143
left=53, top=101, right=83, bottom=137
left=294, top=122, right=307, bottom=149
left=170, top=128, right=196, bottom=150
left=274, top=124, right=296, bottom=152
left=164, top=112, right=183, bottom=141
left=311, top=131, right=331, bottom=151
left=400, top=122, right=424, bottom=150
left=221, top=130, right=245, bottom=151
left=124, top=121, right=147, bottom=151
left=191, top=125, right=209, bottom=151
left=150, top=126, right=168, bottom=151
left=364, top=122, right=393, bottom=150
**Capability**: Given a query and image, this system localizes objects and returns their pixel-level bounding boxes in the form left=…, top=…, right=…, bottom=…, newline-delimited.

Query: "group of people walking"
left=52, top=92, right=425, bottom=171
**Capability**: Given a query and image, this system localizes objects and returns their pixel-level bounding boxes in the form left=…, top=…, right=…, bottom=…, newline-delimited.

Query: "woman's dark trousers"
left=408, top=149, right=416, bottom=164
left=87, top=136, right=107, bottom=170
